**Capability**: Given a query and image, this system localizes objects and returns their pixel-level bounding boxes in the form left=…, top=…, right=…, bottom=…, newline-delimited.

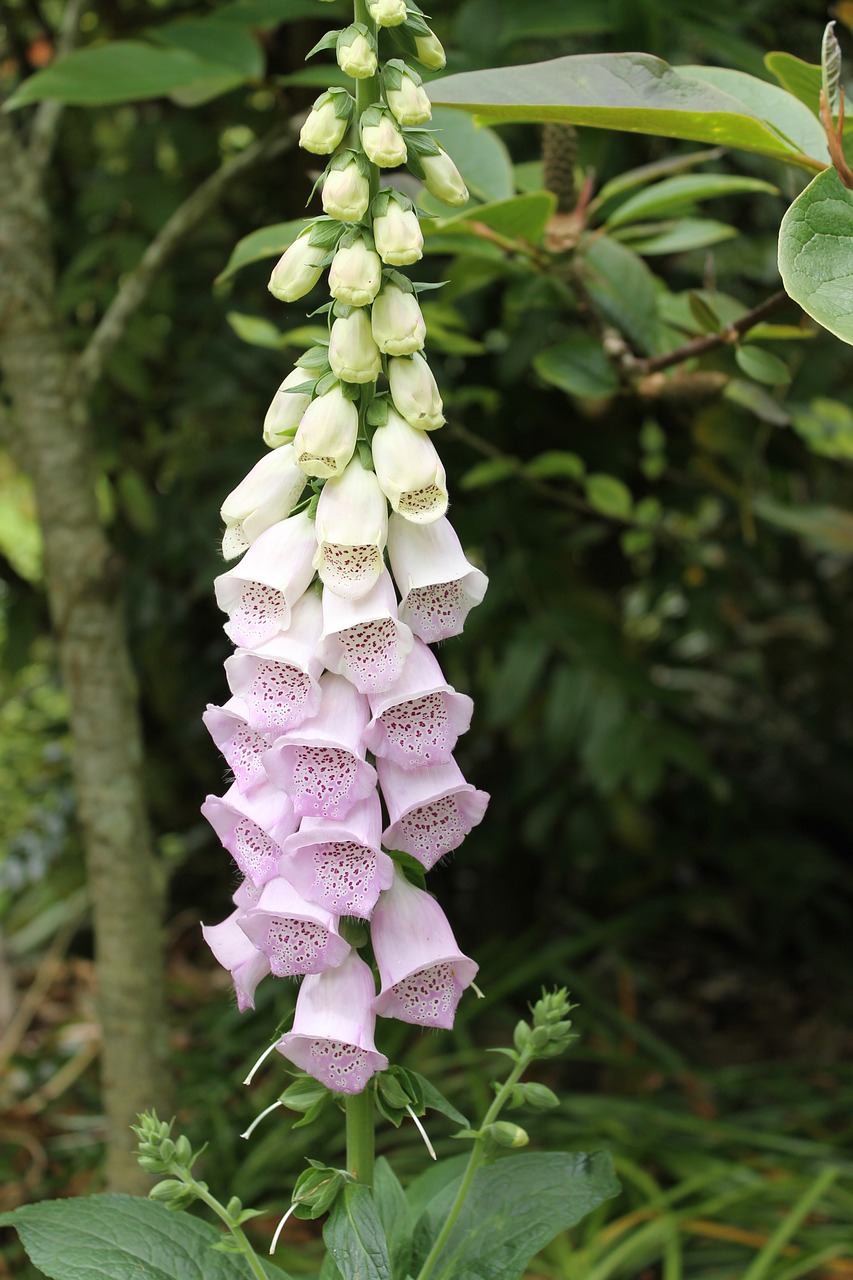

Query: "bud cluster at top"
left=201, top=1, right=488, bottom=1103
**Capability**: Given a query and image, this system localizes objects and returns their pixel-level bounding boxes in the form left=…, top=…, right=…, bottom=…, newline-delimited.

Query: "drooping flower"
left=293, top=384, right=359, bottom=479
left=263, top=367, right=312, bottom=449
left=328, top=236, right=383, bottom=307
left=367, top=0, right=407, bottom=27
left=329, top=308, right=382, bottom=383
left=220, top=445, right=307, bottom=560
left=336, top=24, right=378, bottom=79
left=371, top=407, right=448, bottom=523
left=412, top=29, right=446, bottom=72
left=213, top=512, right=317, bottom=648
left=276, top=950, right=388, bottom=1093
left=421, top=149, right=469, bottom=206
left=239, top=876, right=350, bottom=976
left=202, top=880, right=270, bottom=1012
left=360, top=107, right=407, bottom=169
left=280, top=793, right=394, bottom=918
left=383, top=60, right=432, bottom=127
left=313, top=456, right=388, bottom=599
left=387, top=352, right=444, bottom=431
left=264, top=672, right=376, bottom=819
left=386, top=513, right=488, bottom=642
left=371, top=282, right=426, bottom=356
left=201, top=778, right=298, bottom=886
left=224, top=590, right=324, bottom=734
left=363, top=638, right=473, bottom=769
left=318, top=570, right=414, bottom=694
left=372, top=195, right=424, bottom=265
left=322, top=153, right=371, bottom=223
left=202, top=697, right=271, bottom=793
left=268, top=231, right=327, bottom=302
left=371, top=869, right=478, bottom=1028
left=299, top=88, right=353, bottom=155
left=378, top=755, right=489, bottom=870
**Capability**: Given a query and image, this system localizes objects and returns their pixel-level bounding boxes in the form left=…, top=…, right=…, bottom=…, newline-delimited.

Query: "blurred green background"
left=2, top=0, right=853, bottom=1275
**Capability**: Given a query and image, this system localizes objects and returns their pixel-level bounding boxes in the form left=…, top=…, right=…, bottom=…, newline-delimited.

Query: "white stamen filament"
left=406, top=1103, right=436, bottom=1160
left=240, top=1099, right=283, bottom=1140
left=243, top=1039, right=279, bottom=1085
left=471, top=981, right=485, bottom=999
left=269, top=1201, right=298, bottom=1255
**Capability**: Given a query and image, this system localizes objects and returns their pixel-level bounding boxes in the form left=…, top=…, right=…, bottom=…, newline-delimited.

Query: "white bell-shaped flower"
left=322, top=157, right=370, bottom=223
left=220, top=445, right=306, bottom=560
left=293, top=385, right=358, bottom=479
left=268, top=231, right=326, bottom=302
left=371, top=407, right=448, bottom=523
left=299, top=90, right=351, bottom=155
left=413, top=30, right=446, bottom=71
left=385, top=65, right=432, bottom=127
left=330, top=308, right=382, bottom=383
left=388, top=353, right=444, bottom=430
left=263, top=368, right=312, bottom=448
left=422, top=149, right=469, bottom=207
left=371, top=282, right=426, bottom=356
left=361, top=110, right=407, bottom=168
left=314, top=456, right=388, bottom=599
left=336, top=25, right=377, bottom=79
left=367, top=0, right=407, bottom=26
left=328, top=237, right=383, bottom=307
left=372, top=200, right=423, bottom=266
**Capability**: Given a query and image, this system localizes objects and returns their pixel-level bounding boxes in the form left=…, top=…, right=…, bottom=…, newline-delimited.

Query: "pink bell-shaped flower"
left=239, top=876, right=350, bottom=977
left=387, top=514, right=488, bottom=643
left=378, top=756, right=489, bottom=870
left=317, top=570, right=413, bottom=694
left=264, top=673, right=377, bottom=820
left=276, top=950, right=388, bottom=1094
left=279, top=793, right=393, bottom=918
left=201, top=778, right=298, bottom=887
left=363, top=638, right=473, bottom=770
left=202, top=881, right=270, bottom=1012
left=220, top=445, right=307, bottom=560
left=224, top=591, right=324, bottom=734
left=371, top=869, right=478, bottom=1028
left=313, top=457, right=388, bottom=601
left=202, top=697, right=272, bottom=792
left=213, top=512, right=317, bottom=648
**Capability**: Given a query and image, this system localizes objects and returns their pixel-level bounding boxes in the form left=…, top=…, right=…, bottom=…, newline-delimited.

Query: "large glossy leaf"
left=454, top=0, right=616, bottom=51
left=676, top=65, right=829, bottom=163
left=534, top=332, right=620, bottom=398
left=605, top=173, right=778, bottom=229
left=429, top=54, right=828, bottom=170
left=4, top=42, right=246, bottom=109
left=765, top=52, right=822, bottom=116
left=778, top=166, right=853, bottom=345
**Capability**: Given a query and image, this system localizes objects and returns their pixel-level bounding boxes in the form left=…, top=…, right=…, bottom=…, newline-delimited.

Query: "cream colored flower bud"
left=322, top=160, right=370, bottom=223
left=421, top=150, right=469, bottom=207
left=388, top=353, right=444, bottom=431
left=329, top=238, right=383, bottom=308
left=414, top=31, right=446, bottom=70
left=371, top=283, right=426, bottom=356
left=299, top=97, right=349, bottom=155
left=367, top=0, right=407, bottom=25
left=329, top=309, right=382, bottom=383
left=373, top=202, right=423, bottom=266
left=263, top=367, right=312, bottom=447
left=293, top=385, right=359, bottom=478
left=361, top=114, right=407, bottom=169
left=386, top=74, right=432, bottom=127
left=268, top=232, right=326, bottom=302
left=337, top=30, right=378, bottom=79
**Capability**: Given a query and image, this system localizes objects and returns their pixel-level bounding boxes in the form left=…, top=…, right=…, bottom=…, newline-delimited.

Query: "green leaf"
left=455, top=0, right=615, bottom=51
left=724, top=378, right=790, bottom=426
left=149, top=18, right=264, bottom=79
left=822, top=22, right=843, bottom=121
left=217, top=0, right=335, bottom=25
left=406, top=1071, right=469, bottom=1127
left=0, top=1194, right=291, bottom=1280
left=429, top=54, right=827, bottom=170
left=615, top=217, right=737, bottom=256
left=427, top=193, right=557, bottom=247
left=753, top=496, right=853, bottom=554
left=217, top=220, right=310, bottom=282
left=323, top=1184, right=392, bottom=1280
left=412, top=1151, right=620, bottom=1280
left=790, top=397, right=853, bottom=459
left=534, top=334, right=619, bottom=399
left=605, top=174, right=778, bottom=229
left=778, top=167, right=853, bottom=346
left=585, top=474, right=633, bottom=519
left=734, top=345, right=791, bottom=386
left=459, top=457, right=520, bottom=490
left=227, top=312, right=283, bottom=349
left=427, top=108, right=514, bottom=204
left=373, top=1159, right=413, bottom=1280
left=581, top=236, right=665, bottom=356
left=4, top=42, right=248, bottom=109
left=593, top=147, right=726, bottom=211
left=764, top=52, right=822, bottom=119
left=524, top=451, right=586, bottom=480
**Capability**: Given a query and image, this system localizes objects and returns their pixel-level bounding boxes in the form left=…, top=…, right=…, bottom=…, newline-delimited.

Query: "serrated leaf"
left=0, top=1194, right=292, bottom=1280
left=606, top=173, right=778, bottom=229
left=734, top=345, right=791, bottom=386
left=585, top=473, right=633, bottom=519
left=778, top=167, right=853, bottom=346
left=323, top=1184, right=392, bottom=1280
left=430, top=54, right=827, bottom=171
left=534, top=334, right=619, bottom=399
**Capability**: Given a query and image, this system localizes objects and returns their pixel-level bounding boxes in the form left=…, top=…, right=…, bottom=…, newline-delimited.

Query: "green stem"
left=186, top=1179, right=269, bottom=1280
left=415, top=1053, right=531, bottom=1280
left=353, top=0, right=380, bottom=201
left=345, top=1088, right=376, bottom=1186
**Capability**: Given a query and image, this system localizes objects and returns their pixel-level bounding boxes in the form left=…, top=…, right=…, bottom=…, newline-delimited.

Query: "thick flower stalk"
left=203, top=0, right=485, bottom=1138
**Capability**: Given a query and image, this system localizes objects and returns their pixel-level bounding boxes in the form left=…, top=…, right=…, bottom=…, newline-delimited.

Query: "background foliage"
left=2, top=0, right=853, bottom=1276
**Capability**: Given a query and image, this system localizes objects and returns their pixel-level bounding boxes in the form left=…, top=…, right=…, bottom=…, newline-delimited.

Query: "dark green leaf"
left=406, top=1071, right=469, bottom=1127
left=0, top=1194, right=292, bottom=1280
left=615, top=218, right=737, bottom=256
left=373, top=1159, right=413, bottom=1280
left=534, top=334, right=619, bottom=399
left=754, top=497, right=853, bottom=554
left=429, top=54, right=827, bottom=170
left=724, top=378, right=790, bottom=425
left=581, top=236, right=665, bottom=356
left=323, top=1184, right=393, bottom=1280
left=412, top=1151, right=620, bottom=1280
left=427, top=193, right=557, bottom=247
left=524, top=451, right=586, bottom=480
left=227, top=312, right=284, bottom=349
left=218, top=0, right=334, bottom=25
left=459, top=457, right=520, bottom=489
left=585, top=474, right=633, bottom=519
left=149, top=18, right=264, bottom=79
left=778, top=167, right=853, bottom=346
left=606, top=174, right=778, bottom=229
left=734, top=345, right=791, bottom=386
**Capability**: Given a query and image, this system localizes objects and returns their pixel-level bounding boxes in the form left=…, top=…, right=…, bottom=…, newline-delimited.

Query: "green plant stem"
left=415, top=1052, right=531, bottom=1280
left=184, top=1178, right=268, bottom=1280
left=345, top=1088, right=376, bottom=1186
left=353, top=0, right=380, bottom=200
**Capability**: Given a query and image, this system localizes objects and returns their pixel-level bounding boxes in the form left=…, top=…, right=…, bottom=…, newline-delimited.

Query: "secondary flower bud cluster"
left=203, top=4, right=486, bottom=1097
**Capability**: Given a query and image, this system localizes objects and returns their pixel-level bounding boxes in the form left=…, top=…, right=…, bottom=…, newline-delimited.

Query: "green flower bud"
left=300, top=91, right=352, bottom=155
left=336, top=24, right=378, bottom=79
left=413, top=29, right=445, bottom=71
left=484, top=1121, right=529, bottom=1149
left=515, top=1082, right=560, bottom=1112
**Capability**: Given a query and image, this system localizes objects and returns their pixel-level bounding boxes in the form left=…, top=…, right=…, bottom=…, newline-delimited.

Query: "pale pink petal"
left=378, top=756, right=489, bottom=869
left=224, top=591, right=324, bottom=734
left=279, top=794, right=393, bottom=918
left=203, top=697, right=273, bottom=791
left=363, top=637, right=473, bottom=769
left=202, top=912, right=271, bottom=1012
left=214, top=513, right=318, bottom=647
left=239, top=876, right=350, bottom=977
left=387, top=514, right=488, bottom=642
left=317, top=571, right=413, bottom=694
left=201, top=779, right=297, bottom=887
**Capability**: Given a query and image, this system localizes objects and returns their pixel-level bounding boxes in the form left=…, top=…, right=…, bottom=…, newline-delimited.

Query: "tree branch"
left=28, top=0, right=88, bottom=182
left=627, top=290, right=791, bottom=377
left=73, top=125, right=294, bottom=397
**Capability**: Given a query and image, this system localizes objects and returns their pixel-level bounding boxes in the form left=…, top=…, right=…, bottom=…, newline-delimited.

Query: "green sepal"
left=225, top=1196, right=243, bottom=1221
left=292, top=1098, right=329, bottom=1129
left=339, top=380, right=361, bottom=401
left=280, top=1076, right=331, bottom=1115
left=211, top=1236, right=245, bottom=1254
left=328, top=147, right=371, bottom=177
left=450, top=1128, right=480, bottom=1141
left=296, top=345, right=331, bottom=371
left=332, top=300, right=356, bottom=319
left=486, top=1046, right=520, bottom=1062
left=372, top=187, right=416, bottom=220
left=337, top=22, right=376, bottom=52
left=386, top=847, right=427, bottom=887
left=366, top=394, right=390, bottom=427
left=309, top=217, right=349, bottom=250
left=284, top=378, right=318, bottom=397
left=306, top=28, right=341, bottom=59
left=328, top=86, right=356, bottom=121
left=404, top=128, right=441, bottom=158
left=306, top=493, right=321, bottom=521
left=357, top=440, right=374, bottom=469
left=383, top=57, right=423, bottom=91
left=235, top=1207, right=265, bottom=1225
left=313, top=370, right=340, bottom=397
left=307, top=301, right=335, bottom=319
left=411, top=279, right=447, bottom=294
left=384, top=268, right=415, bottom=294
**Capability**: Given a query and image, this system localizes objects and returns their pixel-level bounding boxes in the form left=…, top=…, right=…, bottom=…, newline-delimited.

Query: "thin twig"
left=628, top=290, right=790, bottom=377
left=74, top=125, right=295, bottom=397
left=28, top=0, right=88, bottom=181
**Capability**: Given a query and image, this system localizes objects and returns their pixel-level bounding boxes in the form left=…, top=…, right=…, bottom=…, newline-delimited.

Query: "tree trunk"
left=0, top=116, right=170, bottom=1194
